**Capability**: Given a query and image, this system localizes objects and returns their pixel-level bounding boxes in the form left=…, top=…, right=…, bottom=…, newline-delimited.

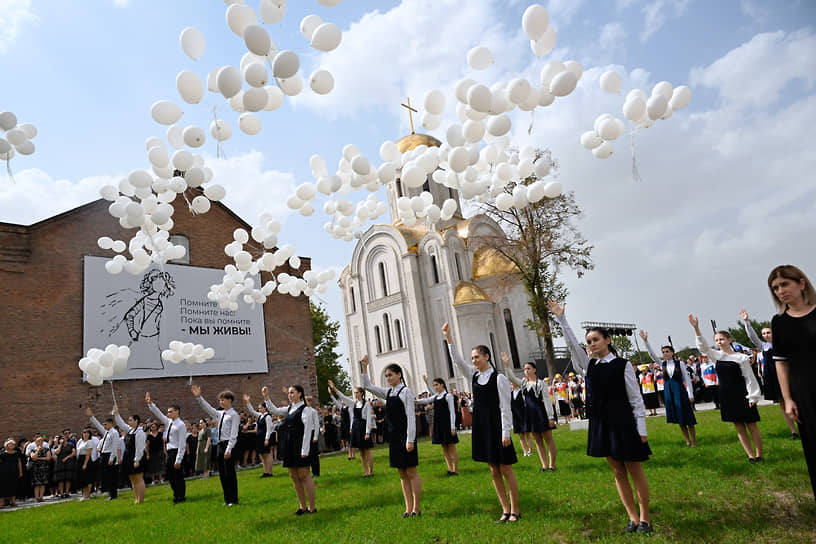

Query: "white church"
left=339, top=131, right=542, bottom=394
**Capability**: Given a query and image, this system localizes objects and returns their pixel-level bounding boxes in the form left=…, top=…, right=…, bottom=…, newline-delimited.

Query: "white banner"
left=83, top=256, right=268, bottom=379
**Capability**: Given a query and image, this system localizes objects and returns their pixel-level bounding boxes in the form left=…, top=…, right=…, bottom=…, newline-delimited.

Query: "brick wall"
left=0, top=195, right=316, bottom=438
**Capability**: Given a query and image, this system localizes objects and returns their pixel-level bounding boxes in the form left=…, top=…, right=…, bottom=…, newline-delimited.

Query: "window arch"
left=378, top=262, right=388, bottom=298
left=443, top=340, right=454, bottom=377
left=503, top=309, right=521, bottom=369
left=396, top=179, right=404, bottom=198
left=454, top=253, right=463, bottom=281
left=349, top=285, right=356, bottom=313
left=430, top=254, right=440, bottom=284
left=374, top=325, right=383, bottom=354
left=394, top=319, right=403, bottom=349
left=383, top=314, right=393, bottom=351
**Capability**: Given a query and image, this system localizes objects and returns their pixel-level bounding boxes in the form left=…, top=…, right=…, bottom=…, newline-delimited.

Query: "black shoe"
left=410, top=510, right=421, bottom=517
left=548, top=467, right=556, bottom=471
left=307, top=508, right=317, bottom=514
left=402, top=512, right=411, bottom=518
left=539, top=467, right=547, bottom=473
left=496, top=512, right=510, bottom=524
left=508, top=513, right=520, bottom=522
left=295, top=508, right=306, bottom=516
left=173, top=498, right=185, bottom=504
left=791, top=433, right=800, bottom=440
left=260, top=473, right=272, bottom=478
left=623, top=520, right=638, bottom=533
left=636, top=521, right=653, bottom=534
left=748, top=457, right=757, bottom=463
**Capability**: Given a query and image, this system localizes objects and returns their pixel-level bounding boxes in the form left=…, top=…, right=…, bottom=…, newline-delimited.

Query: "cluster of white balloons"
left=161, top=341, right=215, bottom=366
left=0, top=111, right=38, bottom=163
left=582, top=75, right=693, bottom=158
left=78, top=345, right=131, bottom=386
left=207, top=222, right=336, bottom=309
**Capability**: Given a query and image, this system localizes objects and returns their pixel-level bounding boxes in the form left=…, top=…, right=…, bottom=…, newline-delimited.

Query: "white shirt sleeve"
left=623, top=361, right=647, bottom=436
left=88, top=416, right=105, bottom=435
left=553, top=312, right=590, bottom=373
left=643, top=338, right=662, bottom=364
left=196, top=396, right=220, bottom=420
left=497, top=374, right=512, bottom=439
left=335, top=390, right=354, bottom=406
left=695, top=335, right=721, bottom=362
left=148, top=402, right=171, bottom=426
left=447, top=343, right=477, bottom=377
left=245, top=401, right=261, bottom=418
left=415, top=396, right=435, bottom=405
left=402, top=387, right=416, bottom=443
left=262, top=414, right=274, bottom=442
left=225, top=411, right=239, bottom=454
left=173, top=421, right=186, bottom=465
left=742, top=319, right=770, bottom=350
left=263, top=399, right=289, bottom=417
left=361, top=373, right=390, bottom=399
left=738, top=356, right=763, bottom=405
left=679, top=362, right=695, bottom=399
left=504, top=368, right=523, bottom=388
left=446, top=393, right=457, bottom=430
left=135, top=429, right=146, bottom=461
left=363, top=402, right=374, bottom=434
left=300, top=408, right=314, bottom=457
left=329, top=394, right=343, bottom=410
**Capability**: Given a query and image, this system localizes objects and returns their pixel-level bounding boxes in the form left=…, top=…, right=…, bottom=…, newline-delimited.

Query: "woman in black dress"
left=768, top=265, right=816, bottom=500
left=550, top=301, right=653, bottom=534
left=28, top=436, right=51, bottom=503
left=145, top=423, right=164, bottom=484
left=690, top=315, right=763, bottom=461
left=510, top=384, right=532, bottom=456
left=113, top=407, right=147, bottom=504
left=75, top=429, right=95, bottom=500
left=53, top=434, right=76, bottom=499
left=329, top=381, right=374, bottom=477
left=417, top=375, right=460, bottom=475
left=244, top=395, right=275, bottom=477
left=0, top=439, right=23, bottom=508
left=443, top=323, right=520, bottom=523
left=361, top=355, right=421, bottom=517
left=262, top=384, right=317, bottom=514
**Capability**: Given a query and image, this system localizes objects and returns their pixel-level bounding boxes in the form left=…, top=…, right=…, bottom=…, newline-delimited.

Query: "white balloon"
left=652, top=81, right=673, bottom=100
left=495, top=193, right=513, bottom=211
left=263, top=85, right=285, bottom=110
left=564, top=60, right=583, bottom=80
left=467, top=46, right=493, bottom=70
left=660, top=103, right=674, bottom=120
left=549, top=70, right=578, bottom=97
left=533, top=158, right=551, bottom=178
left=646, top=94, right=668, bottom=120
left=19, top=123, right=37, bottom=139
left=669, top=85, right=692, bottom=110
left=172, top=149, right=193, bottom=171
left=593, top=113, right=613, bottom=134
left=128, top=169, right=153, bottom=188
left=462, top=120, right=485, bottom=143
left=191, top=195, right=211, bottom=213
left=0, top=111, right=18, bottom=131
left=538, top=88, right=555, bottom=107
left=182, top=125, right=206, bottom=147
left=242, top=87, right=268, bottom=111
left=542, top=181, right=562, bottom=198
left=176, top=70, right=204, bottom=104
left=622, top=96, right=647, bottom=121
left=311, top=23, right=342, bottom=52
left=204, top=184, right=226, bottom=201
left=100, top=185, right=119, bottom=201
left=272, top=50, right=299, bottom=79
left=530, top=25, right=557, bottom=57
left=424, top=89, right=445, bottom=115
left=600, top=71, right=622, bottom=94
left=421, top=112, right=441, bottom=130
left=218, top=66, right=243, bottom=100
left=309, top=70, right=334, bottom=95
left=592, top=141, right=614, bottom=159
left=448, top=147, right=469, bottom=173
left=540, top=60, right=565, bottom=86
left=210, top=119, right=232, bottom=141
left=0, top=147, right=14, bottom=161
left=580, top=131, right=602, bottom=150
left=507, top=78, right=532, bottom=105
left=148, top=145, right=169, bottom=167
left=15, top=140, right=34, bottom=155
left=226, top=3, right=257, bottom=37
left=243, top=63, right=268, bottom=87
left=179, top=27, right=205, bottom=60
left=598, top=118, right=623, bottom=141
left=5, top=129, right=27, bottom=148
left=243, top=24, right=271, bottom=56
left=487, top=114, right=511, bottom=137
left=238, top=112, right=262, bottom=135
left=380, top=141, right=399, bottom=162
left=259, top=0, right=286, bottom=24
left=277, top=74, right=302, bottom=96
left=150, top=100, right=183, bottom=125
left=351, top=155, right=370, bottom=176
left=300, top=14, right=323, bottom=41
left=206, top=67, right=221, bottom=93
left=467, top=84, right=492, bottom=113
left=401, top=165, right=425, bottom=188
left=522, top=4, right=549, bottom=40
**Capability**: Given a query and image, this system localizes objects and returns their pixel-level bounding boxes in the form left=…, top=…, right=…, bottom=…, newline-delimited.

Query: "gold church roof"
left=395, top=224, right=429, bottom=254
left=396, top=133, right=442, bottom=153
left=472, top=247, right=519, bottom=280
left=453, top=281, right=492, bottom=306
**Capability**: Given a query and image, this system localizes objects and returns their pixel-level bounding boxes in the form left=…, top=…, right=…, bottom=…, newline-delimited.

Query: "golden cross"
left=401, top=97, right=417, bottom=134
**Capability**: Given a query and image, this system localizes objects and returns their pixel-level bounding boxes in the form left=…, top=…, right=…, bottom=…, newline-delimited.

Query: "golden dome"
left=472, top=247, right=518, bottom=280
left=396, top=133, right=442, bottom=153
left=453, top=281, right=492, bottom=306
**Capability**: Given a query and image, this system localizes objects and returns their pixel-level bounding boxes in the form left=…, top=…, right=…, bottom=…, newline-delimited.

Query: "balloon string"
left=527, top=110, right=535, bottom=135
left=110, top=380, right=116, bottom=404
left=630, top=126, right=642, bottom=183
left=211, top=106, right=224, bottom=159
left=5, top=158, right=14, bottom=183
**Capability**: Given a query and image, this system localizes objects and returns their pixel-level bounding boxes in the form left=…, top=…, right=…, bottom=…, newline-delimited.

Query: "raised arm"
left=113, top=409, right=133, bottom=433
left=547, top=301, right=590, bottom=372
left=415, top=395, right=435, bottom=405
left=423, top=375, right=436, bottom=396
left=500, top=352, right=524, bottom=387
left=86, top=408, right=105, bottom=434
left=639, top=331, right=662, bottom=363
left=191, top=386, right=220, bottom=420
left=243, top=394, right=261, bottom=418
left=334, top=389, right=355, bottom=407
left=690, top=315, right=720, bottom=361
left=146, top=393, right=171, bottom=426
left=740, top=309, right=766, bottom=349
left=443, top=323, right=477, bottom=376
left=360, top=355, right=389, bottom=399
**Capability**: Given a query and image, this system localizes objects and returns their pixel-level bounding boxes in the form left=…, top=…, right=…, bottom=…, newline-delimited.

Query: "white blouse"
left=643, top=339, right=694, bottom=400
left=695, top=335, right=761, bottom=405
left=361, top=374, right=416, bottom=443
left=330, top=391, right=374, bottom=434
left=415, top=391, right=457, bottom=431
left=504, top=370, right=555, bottom=421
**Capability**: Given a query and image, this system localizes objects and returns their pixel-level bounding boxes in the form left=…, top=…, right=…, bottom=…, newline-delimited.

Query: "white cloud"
left=640, top=0, right=691, bottom=42
left=0, top=0, right=38, bottom=55
left=599, top=22, right=627, bottom=53
left=739, top=0, right=769, bottom=24
left=690, top=29, right=816, bottom=110
left=112, top=0, right=132, bottom=6
left=546, top=0, right=587, bottom=26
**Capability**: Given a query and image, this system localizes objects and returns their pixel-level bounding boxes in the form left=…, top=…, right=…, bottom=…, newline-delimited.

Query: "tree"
left=476, top=149, right=593, bottom=379
left=727, top=318, right=769, bottom=349
left=310, top=300, right=350, bottom=404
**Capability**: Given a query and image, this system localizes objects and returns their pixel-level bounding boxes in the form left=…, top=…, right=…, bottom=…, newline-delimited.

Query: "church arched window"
left=374, top=325, right=382, bottom=354
left=443, top=341, right=454, bottom=378
left=454, top=253, right=463, bottom=281
left=350, top=286, right=356, bottom=313
left=396, top=179, right=404, bottom=198
left=378, top=262, right=388, bottom=297
left=394, top=319, right=403, bottom=349
left=503, top=308, right=521, bottom=369
left=383, top=314, right=393, bottom=351
left=430, top=254, right=440, bottom=284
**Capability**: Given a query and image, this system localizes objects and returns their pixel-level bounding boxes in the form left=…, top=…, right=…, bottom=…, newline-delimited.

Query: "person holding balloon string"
left=500, top=357, right=557, bottom=472
left=688, top=315, right=763, bottom=462
left=191, top=386, right=240, bottom=506
left=415, top=375, right=460, bottom=476
left=262, top=384, right=317, bottom=515
left=360, top=355, right=422, bottom=518
left=328, top=380, right=375, bottom=478
left=86, top=407, right=122, bottom=501
left=441, top=323, right=521, bottom=524
left=547, top=301, right=653, bottom=534
left=111, top=406, right=147, bottom=504
left=639, top=331, right=697, bottom=447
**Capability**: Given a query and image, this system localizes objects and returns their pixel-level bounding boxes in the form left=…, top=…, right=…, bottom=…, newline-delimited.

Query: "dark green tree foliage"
left=727, top=319, right=770, bottom=349
left=310, top=300, right=350, bottom=404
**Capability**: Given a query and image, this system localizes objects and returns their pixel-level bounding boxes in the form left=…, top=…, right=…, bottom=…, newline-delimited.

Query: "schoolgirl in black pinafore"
left=510, top=389, right=525, bottom=434
left=760, top=345, right=782, bottom=401
left=256, top=411, right=272, bottom=454
left=472, top=371, right=517, bottom=465
left=351, top=401, right=375, bottom=449
left=278, top=404, right=311, bottom=468
left=716, top=360, right=760, bottom=423
left=662, top=360, right=697, bottom=426
left=520, top=381, right=550, bottom=433
left=121, top=430, right=145, bottom=475
left=340, top=405, right=351, bottom=443
left=386, top=386, right=418, bottom=468
left=586, top=357, right=652, bottom=462
left=431, top=393, right=460, bottom=445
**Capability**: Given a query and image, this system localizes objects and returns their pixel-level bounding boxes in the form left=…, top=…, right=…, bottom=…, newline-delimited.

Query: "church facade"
left=339, top=133, right=541, bottom=394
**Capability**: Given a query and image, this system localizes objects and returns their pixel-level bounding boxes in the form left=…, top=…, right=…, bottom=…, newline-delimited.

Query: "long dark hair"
left=473, top=345, right=496, bottom=370
left=384, top=363, right=406, bottom=386
left=432, top=378, right=448, bottom=392
left=585, top=327, right=618, bottom=356
left=290, top=384, right=305, bottom=402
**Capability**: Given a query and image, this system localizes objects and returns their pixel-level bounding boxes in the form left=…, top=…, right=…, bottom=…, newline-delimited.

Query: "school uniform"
left=695, top=337, right=761, bottom=423
left=416, top=390, right=459, bottom=445
left=89, top=416, right=121, bottom=498
left=505, top=372, right=555, bottom=433
left=75, top=438, right=96, bottom=489
left=643, top=340, right=695, bottom=425
left=510, top=389, right=525, bottom=433
left=308, top=406, right=321, bottom=476
left=148, top=403, right=187, bottom=502
left=331, top=392, right=374, bottom=449
left=245, top=403, right=274, bottom=454
left=197, top=397, right=240, bottom=505
left=362, top=375, right=418, bottom=468
left=742, top=319, right=782, bottom=401
left=449, top=345, right=517, bottom=465
left=556, top=314, right=651, bottom=462
left=265, top=400, right=314, bottom=468
left=114, top=413, right=146, bottom=475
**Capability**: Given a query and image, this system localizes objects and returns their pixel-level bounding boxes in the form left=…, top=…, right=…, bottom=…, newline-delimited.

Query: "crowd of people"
left=1, top=264, right=813, bottom=536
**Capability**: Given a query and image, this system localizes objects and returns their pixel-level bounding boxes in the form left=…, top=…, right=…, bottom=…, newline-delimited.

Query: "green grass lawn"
left=2, top=405, right=813, bottom=543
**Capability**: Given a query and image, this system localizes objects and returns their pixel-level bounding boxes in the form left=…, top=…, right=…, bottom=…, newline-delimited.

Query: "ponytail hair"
left=433, top=378, right=448, bottom=392
left=586, top=327, right=617, bottom=356
left=384, top=363, right=406, bottom=385
left=473, top=345, right=496, bottom=370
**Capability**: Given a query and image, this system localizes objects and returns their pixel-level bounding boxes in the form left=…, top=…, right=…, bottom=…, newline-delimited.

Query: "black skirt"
left=255, top=436, right=272, bottom=454
left=431, top=396, right=459, bottom=445
left=350, top=419, right=374, bottom=449
left=717, top=361, right=760, bottom=423
left=643, top=391, right=660, bottom=410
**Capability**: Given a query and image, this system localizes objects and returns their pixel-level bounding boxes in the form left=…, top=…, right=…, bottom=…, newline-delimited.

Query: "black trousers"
left=310, top=441, right=320, bottom=477
left=166, top=449, right=186, bottom=501
left=217, top=441, right=238, bottom=504
left=100, top=453, right=118, bottom=498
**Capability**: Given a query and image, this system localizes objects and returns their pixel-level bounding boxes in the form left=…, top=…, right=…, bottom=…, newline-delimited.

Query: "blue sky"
left=2, top=0, right=815, bottom=368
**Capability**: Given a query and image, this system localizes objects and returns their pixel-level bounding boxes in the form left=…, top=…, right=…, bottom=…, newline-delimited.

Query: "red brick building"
left=0, top=193, right=316, bottom=438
